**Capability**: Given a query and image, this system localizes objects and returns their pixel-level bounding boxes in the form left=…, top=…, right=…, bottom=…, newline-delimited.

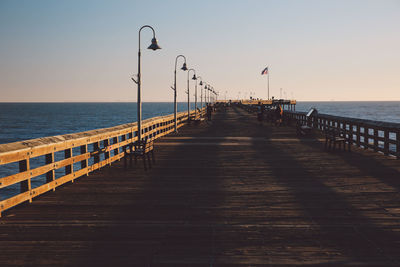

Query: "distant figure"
left=257, top=104, right=264, bottom=126
left=275, top=105, right=283, bottom=126
left=207, top=104, right=213, bottom=121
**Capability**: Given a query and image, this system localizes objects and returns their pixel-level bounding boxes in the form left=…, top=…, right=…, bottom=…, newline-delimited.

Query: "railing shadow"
left=296, top=131, right=400, bottom=192
left=257, top=127, right=400, bottom=264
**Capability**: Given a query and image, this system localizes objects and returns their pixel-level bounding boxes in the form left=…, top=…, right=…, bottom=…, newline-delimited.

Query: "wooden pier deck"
left=1, top=106, right=400, bottom=266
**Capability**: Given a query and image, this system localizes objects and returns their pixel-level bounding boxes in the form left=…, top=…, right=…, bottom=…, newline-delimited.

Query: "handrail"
left=0, top=108, right=205, bottom=216
left=284, top=110, right=400, bottom=158
left=236, top=103, right=399, bottom=159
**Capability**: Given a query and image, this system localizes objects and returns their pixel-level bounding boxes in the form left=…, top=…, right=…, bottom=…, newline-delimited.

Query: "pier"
left=1, top=104, right=400, bottom=265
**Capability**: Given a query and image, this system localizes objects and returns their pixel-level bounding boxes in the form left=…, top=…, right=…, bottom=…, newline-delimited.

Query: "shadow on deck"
left=1, top=106, right=400, bottom=266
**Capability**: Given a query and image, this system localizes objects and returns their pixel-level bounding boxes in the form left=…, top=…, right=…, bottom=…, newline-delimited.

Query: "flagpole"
left=267, top=69, right=270, bottom=100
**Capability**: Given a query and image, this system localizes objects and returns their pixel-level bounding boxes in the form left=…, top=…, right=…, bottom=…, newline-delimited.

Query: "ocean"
left=0, top=101, right=399, bottom=200
left=1, top=101, right=399, bottom=145
left=0, top=102, right=195, bottom=144
left=295, top=101, right=400, bottom=124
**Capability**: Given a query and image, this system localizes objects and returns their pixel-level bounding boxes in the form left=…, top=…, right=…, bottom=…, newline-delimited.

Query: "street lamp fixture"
left=131, top=25, right=161, bottom=142
left=181, top=62, right=188, bottom=71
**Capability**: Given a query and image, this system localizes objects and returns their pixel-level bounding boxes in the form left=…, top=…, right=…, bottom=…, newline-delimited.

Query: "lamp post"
left=204, top=84, right=208, bottom=105
left=192, top=74, right=198, bottom=119
left=197, top=77, right=203, bottom=110
left=172, top=55, right=188, bottom=132
left=187, top=69, right=196, bottom=122
left=195, top=76, right=202, bottom=118
left=212, top=89, right=216, bottom=103
left=204, top=84, right=209, bottom=105
left=131, top=25, right=161, bottom=142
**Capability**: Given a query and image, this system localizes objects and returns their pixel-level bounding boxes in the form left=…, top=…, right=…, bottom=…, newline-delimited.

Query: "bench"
left=124, top=136, right=155, bottom=170
left=324, top=127, right=351, bottom=151
left=296, top=108, right=318, bottom=136
left=193, top=117, right=205, bottom=124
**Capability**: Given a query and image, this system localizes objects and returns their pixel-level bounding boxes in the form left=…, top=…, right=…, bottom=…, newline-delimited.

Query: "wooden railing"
left=284, top=111, right=400, bottom=158
left=0, top=109, right=204, bottom=216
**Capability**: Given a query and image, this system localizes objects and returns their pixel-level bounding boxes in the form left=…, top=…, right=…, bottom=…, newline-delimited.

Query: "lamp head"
left=148, top=37, right=161, bottom=50
left=199, top=81, right=203, bottom=86
left=181, top=62, right=188, bottom=71
left=192, top=74, right=197, bottom=80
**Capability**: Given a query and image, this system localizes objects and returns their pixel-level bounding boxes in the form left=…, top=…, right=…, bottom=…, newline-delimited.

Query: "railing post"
left=104, top=139, right=110, bottom=164
left=80, top=144, right=88, bottom=175
left=373, top=128, right=378, bottom=152
left=113, top=137, right=119, bottom=158
left=93, top=141, right=100, bottom=164
left=121, top=134, right=126, bottom=153
left=64, top=148, right=73, bottom=182
left=349, top=124, right=354, bottom=146
left=384, top=130, right=389, bottom=155
left=397, top=130, right=400, bottom=159
left=45, top=152, right=56, bottom=191
left=19, top=158, right=32, bottom=202
left=363, top=126, right=368, bottom=149
left=356, top=124, right=361, bottom=147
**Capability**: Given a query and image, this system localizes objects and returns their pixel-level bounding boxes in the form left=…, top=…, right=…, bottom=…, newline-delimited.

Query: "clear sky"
left=0, top=0, right=399, bottom=102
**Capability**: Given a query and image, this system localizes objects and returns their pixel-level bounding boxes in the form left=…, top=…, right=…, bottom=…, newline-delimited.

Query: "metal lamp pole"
left=204, top=84, right=208, bottom=105
left=131, top=25, right=161, bottom=142
left=213, top=90, right=216, bottom=103
left=172, top=55, right=188, bottom=132
left=197, top=77, right=203, bottom=110
left=192, top=74, right=198, bottom=119
left=187, top=69, right=196, bottom=122
left=195, top=76, right=202, bottom=117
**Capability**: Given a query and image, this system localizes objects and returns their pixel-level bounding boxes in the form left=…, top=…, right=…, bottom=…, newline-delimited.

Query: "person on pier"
left=275, top=105, right=283, bottom=126
left=206, top=104, right=213, bottom=121
left=257, top=103, right=264, bottom=126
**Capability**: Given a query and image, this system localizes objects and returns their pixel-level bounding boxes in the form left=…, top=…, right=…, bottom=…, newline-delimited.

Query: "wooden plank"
left=0, top=191, right=30, bottom=215
left=0, top=163, right=53, bottom=189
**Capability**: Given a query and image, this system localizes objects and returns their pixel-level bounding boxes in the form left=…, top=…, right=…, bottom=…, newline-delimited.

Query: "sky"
left=0, top=0, right=399, bottom=102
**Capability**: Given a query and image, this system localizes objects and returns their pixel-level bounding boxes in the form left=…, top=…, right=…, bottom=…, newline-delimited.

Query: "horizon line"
left=1, top=100, right=400, bottom=103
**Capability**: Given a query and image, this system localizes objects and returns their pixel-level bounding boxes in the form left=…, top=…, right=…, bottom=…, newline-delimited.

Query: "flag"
left=261, top=67, right=268, bottom=75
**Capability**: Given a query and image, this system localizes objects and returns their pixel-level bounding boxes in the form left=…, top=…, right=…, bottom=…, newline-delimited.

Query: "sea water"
left=1, top=101, right=399, bottom=145
left=295, top=101, right=400, bottom=124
